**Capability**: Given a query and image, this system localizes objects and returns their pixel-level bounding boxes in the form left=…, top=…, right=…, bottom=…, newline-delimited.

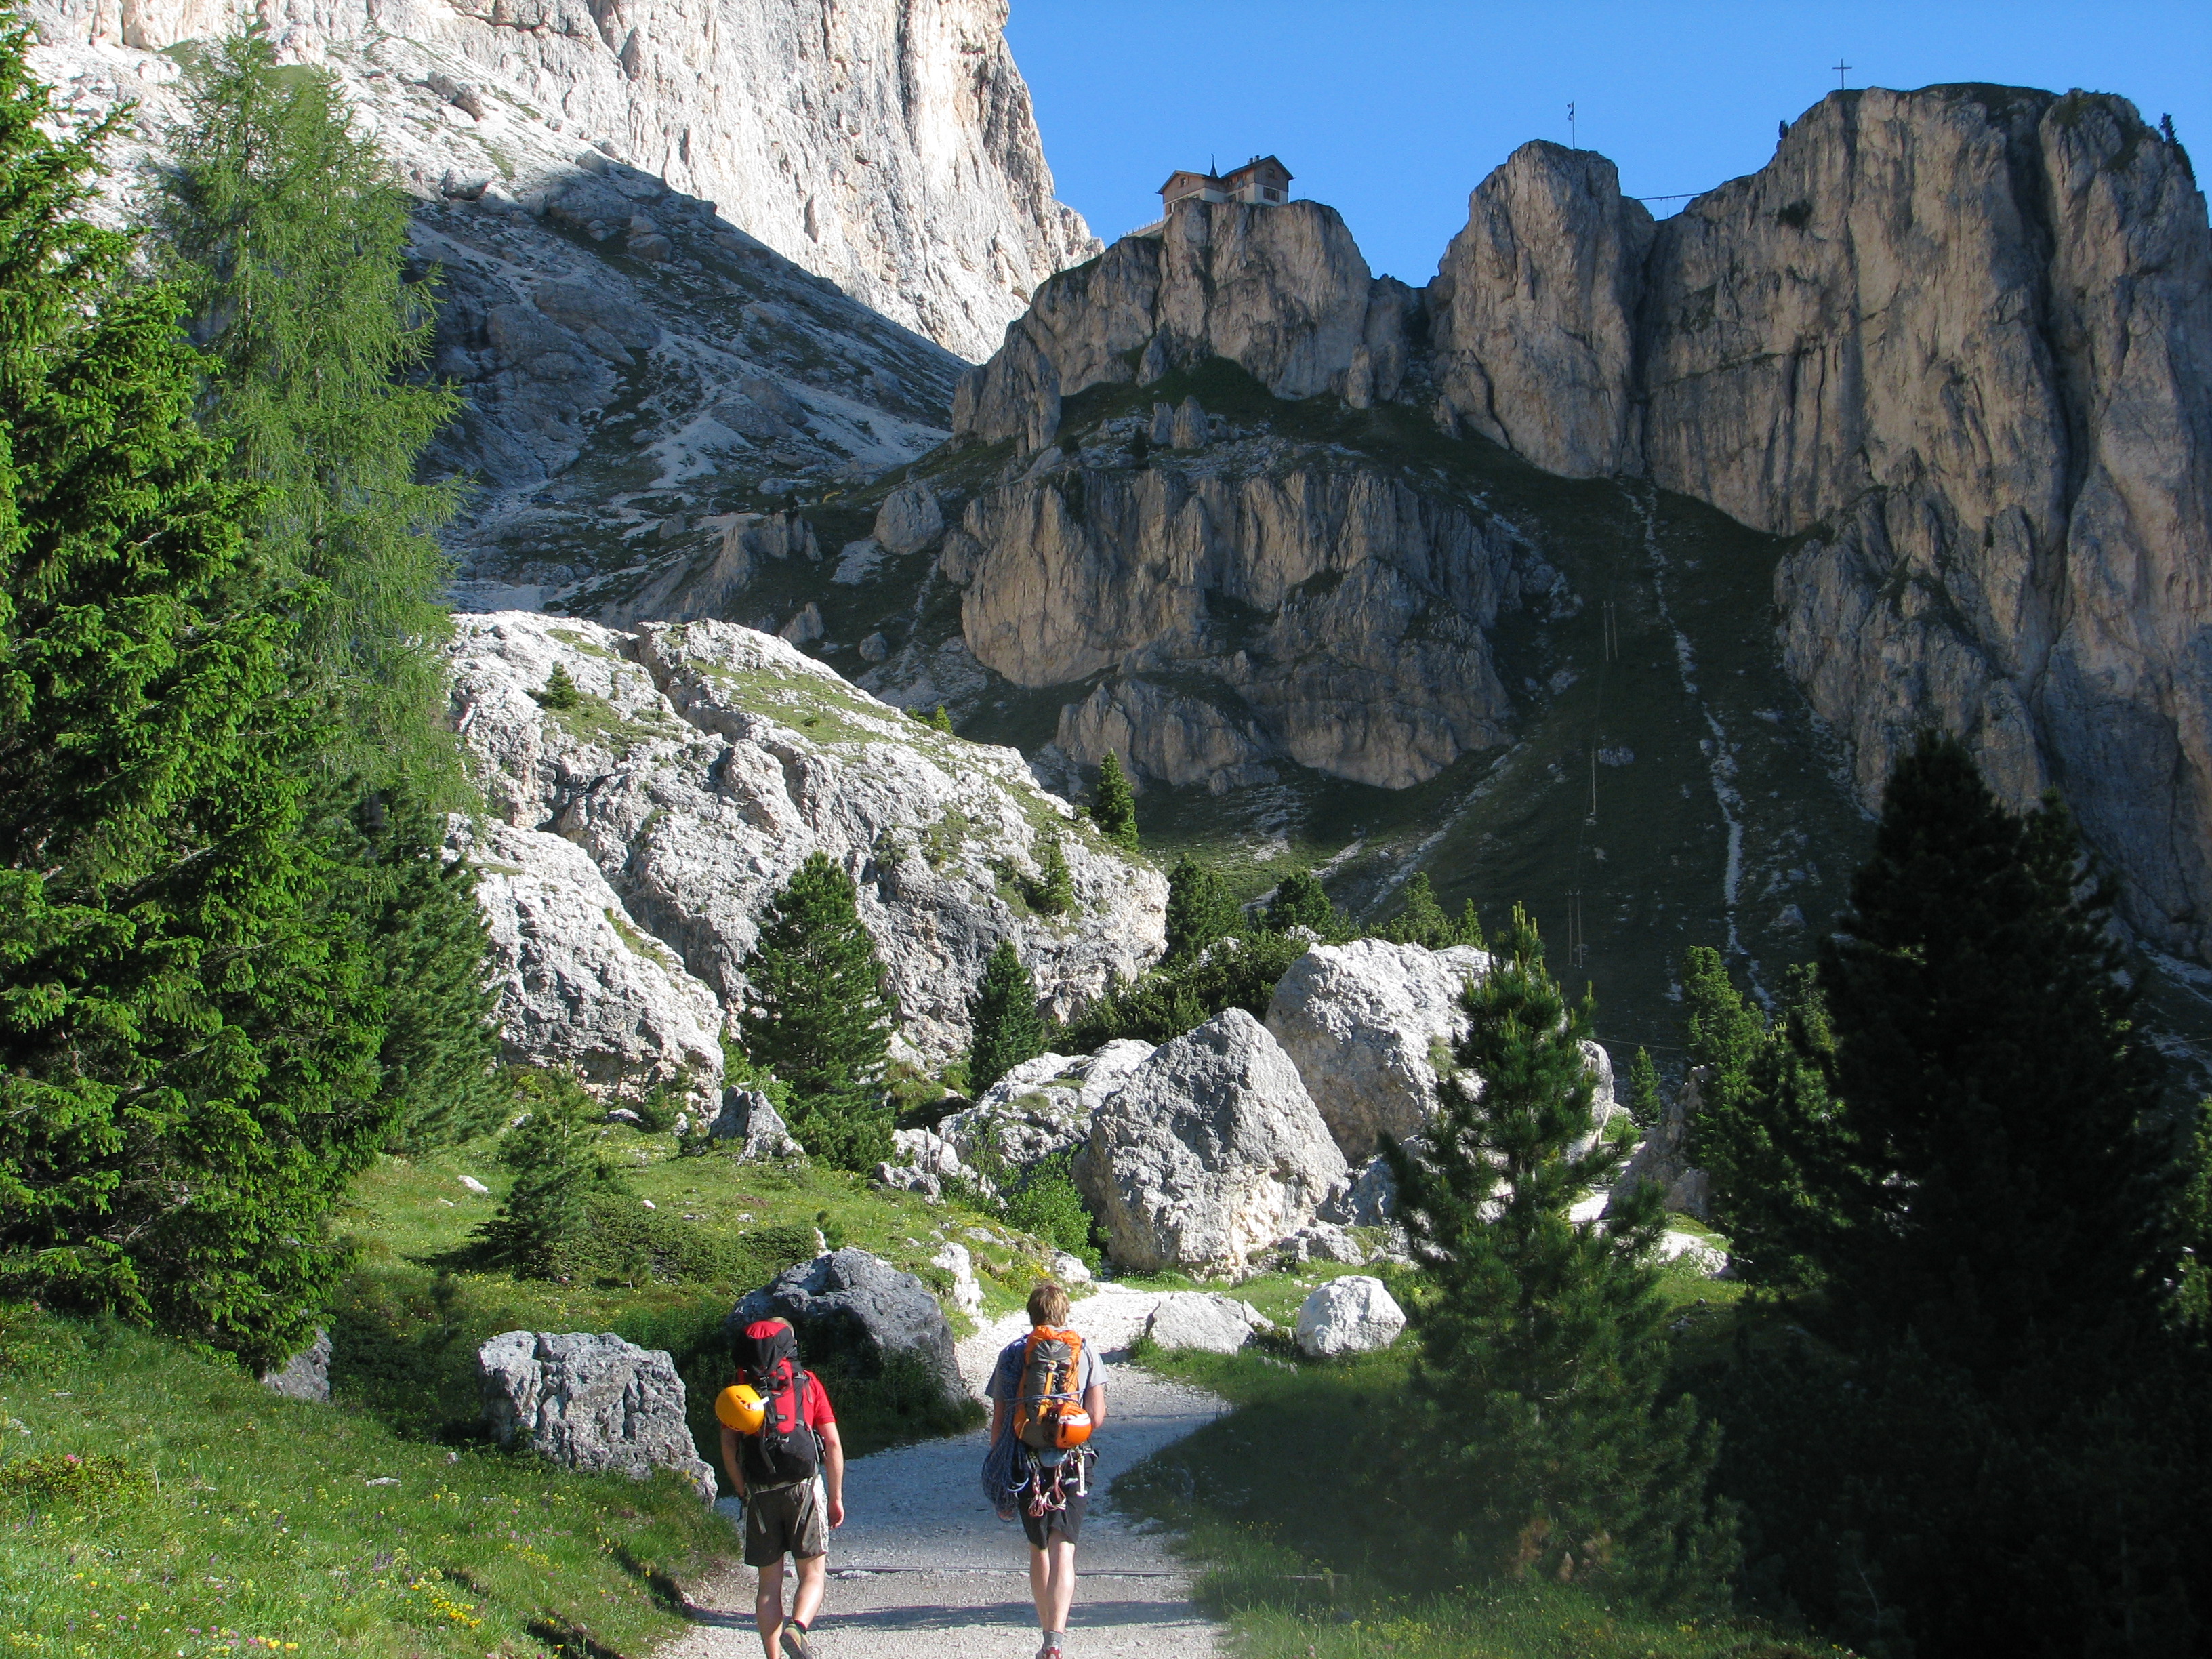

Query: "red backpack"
left=733, top=1318, right=821, bottom=1487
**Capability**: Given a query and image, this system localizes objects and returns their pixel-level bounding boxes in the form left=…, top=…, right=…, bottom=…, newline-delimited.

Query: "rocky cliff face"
left=1425, top=92, right=2212, bottom=958
left=448, top=612, right=1166, bottom=1077
left=941, top=94, right=2212, bottom=961
left=26, top=0, right=1093, bottom=362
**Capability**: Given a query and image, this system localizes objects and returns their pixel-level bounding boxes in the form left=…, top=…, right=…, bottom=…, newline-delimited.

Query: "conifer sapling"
left=968, top=940, right=1047, bottom=1096
left=1090, top=752, right=1141, bottom=851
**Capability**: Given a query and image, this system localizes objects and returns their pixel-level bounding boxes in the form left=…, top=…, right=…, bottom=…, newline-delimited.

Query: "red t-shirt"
left=796, top=1370, right=836, bottom=1430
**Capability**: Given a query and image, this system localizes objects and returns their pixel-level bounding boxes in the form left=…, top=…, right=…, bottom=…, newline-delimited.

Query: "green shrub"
left=535, top=663, right=582, bottom=710
left=470, top=1071, right=626, bottom=1277
left=0, top=1452, right=154, bottom=1507
left=1001, top=1151, right=1100, bottom=1265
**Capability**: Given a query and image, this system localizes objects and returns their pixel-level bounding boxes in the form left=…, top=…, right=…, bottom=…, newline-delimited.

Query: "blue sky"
left=1006, top=1, right=2212, bottom=284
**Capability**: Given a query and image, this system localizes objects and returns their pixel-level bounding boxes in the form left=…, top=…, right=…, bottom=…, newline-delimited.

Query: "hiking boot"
left=779, top=1623, right=813, bottom=1659
left=1036, top=1637, right=1063, bottom=1659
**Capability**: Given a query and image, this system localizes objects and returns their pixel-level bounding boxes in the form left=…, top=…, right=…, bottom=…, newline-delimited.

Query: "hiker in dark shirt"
left=720, top=1317, right=846, bottom=1659
left=985, top=1281, right=1106, bottom=1659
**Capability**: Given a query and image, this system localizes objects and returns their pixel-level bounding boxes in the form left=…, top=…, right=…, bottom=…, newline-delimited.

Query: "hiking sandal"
left=780, top=1623, right=813, bottom=1659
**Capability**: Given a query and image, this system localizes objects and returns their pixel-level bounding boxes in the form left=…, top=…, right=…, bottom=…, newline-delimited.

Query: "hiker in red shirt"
left=719, top=1318, right=846, bottom=1659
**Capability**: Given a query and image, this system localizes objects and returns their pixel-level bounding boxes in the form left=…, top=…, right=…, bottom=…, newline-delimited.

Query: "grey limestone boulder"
left=1605, top=1069, right=1711, bottom=1221
left=709, top=1088, right=804, bottom=1161
left=1265, top=939, right=1491, bottom=1160
left=260, top=1329, right=331, bottom=1404
left=1074, top=1009, right=1348, bottom=1275
left=1143, top=1292, right=1255, bottom=1355
left=732, top=1248, right=964, bottom=1408
left=1294, top=1276, right=1406, bottom=1359
left=873, top=483, right=945, bottom=554
left=940, top=1039, right=1157, bottom=1170
left=477, top=1331, right=715, bottom=1503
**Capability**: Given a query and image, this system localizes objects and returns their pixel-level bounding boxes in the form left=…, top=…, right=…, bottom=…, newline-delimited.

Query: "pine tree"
left=736, top=852, right=897, bottom=1170
left=1164, top=854, right=1238, bottom=962
left=1626, top=1046, right=1662, bottom=1126
left=1264, top=868, right=1344, bottom=937
left=1382, top=872, right=1482, bottom=949
left=1385, top=905, right=1732, bottom=1600
left=148, top=27, right=464, bottom=794
left=537, top=664, right=581, bottom=712
left=968, top=940, right=1046, bottom=1096
left=0, top=29, right=394, bottom=1369
left=926, top=704, right=954, bottom=734
left=1682, top=949, right=1842, bottom=1291
left=1813, top=731, right=2173, bottom=1361
left=1089, top=751, right=1140, bottom=851
left=1030, top=832, right=1075, bottom=916
left=474, top=1070, right=625, bottom=1278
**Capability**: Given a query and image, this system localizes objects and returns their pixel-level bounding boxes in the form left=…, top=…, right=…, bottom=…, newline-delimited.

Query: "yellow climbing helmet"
left=714, top=1382, right=766, bottom=1435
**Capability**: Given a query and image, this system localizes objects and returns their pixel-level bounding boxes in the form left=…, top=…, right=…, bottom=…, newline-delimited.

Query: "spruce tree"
left=1089, top=751, right=1140, bottom=851
left=0, top=30, right=393, bottom=1368
left=1681, top=949, right=1842, bottom=1291
left=1382, top=871, right=1483, bottom=949
left=1031, top=832, right=1074, bottom=916
left=1386, top=906, right=1732, bottom=1600
left=149, top=27, right=464, bottom=793
left=1164, top=854, right=1238, bottom=962
left=537, top=663, right=582, bottom=712
left=968, top=940, right=1046, bottom=1096
left=1626, top=1046, right=1662, bottom=1126
left=1264, top=868, right=1344, bottom=937
left=1814, top=731, right=2173, bottom=1361
left=474, top=1070, right=625, bottom=1278
left=737, top=852, right=897, bottom=1170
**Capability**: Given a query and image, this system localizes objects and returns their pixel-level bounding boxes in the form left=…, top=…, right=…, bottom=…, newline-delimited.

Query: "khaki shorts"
left=743, top=1476, right=828, bottom=1567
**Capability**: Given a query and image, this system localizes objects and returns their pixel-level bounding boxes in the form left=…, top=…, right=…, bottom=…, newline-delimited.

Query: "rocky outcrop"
left=447, top=817, right=725, bottom=1098
left=733, top=1248, right=964, bottom=1408
left=1264, top=939, right=1490, bottom=1159
left=941, top=444, right=1542, bottom=790
left=1293, top=1275, right=1405, bottom=1358
left=1073, top=1009, right=1349, bottom=1275
left=259, top=1330, right=331, bottom=1404
left=939, top=1040, right=1158, bottom=1168
left=477, top=1330, right=715, bottom=1502
left=26, top=0, right=1094, bottom=362
left=1608, top=1070, right=1711, bottom=1220
left=954, top=201, right=1395, bottom=447
left=708, top=1088, right=804, bottom=1161
left=1427, top=91, right=2212, bottom=957
left=447, top=611, right=1166, bottom=1065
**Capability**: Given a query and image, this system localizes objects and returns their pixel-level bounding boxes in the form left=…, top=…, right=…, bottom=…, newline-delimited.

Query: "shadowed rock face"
left=948, top=88, right=2212, bottom=959
left=1427, top=91, right=2212, bottom=957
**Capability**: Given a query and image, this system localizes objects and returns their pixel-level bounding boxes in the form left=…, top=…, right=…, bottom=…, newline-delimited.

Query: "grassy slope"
left=1111, top=1263, right=1834, bottom=1659
left=0, top=1306, right=727, bottom=1659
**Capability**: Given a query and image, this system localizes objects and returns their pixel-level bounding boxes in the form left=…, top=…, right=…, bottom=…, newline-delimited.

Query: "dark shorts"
left=744, top=1477, right=828, bottom=1566
left=1021, top=1490, right=1086, bottom=1549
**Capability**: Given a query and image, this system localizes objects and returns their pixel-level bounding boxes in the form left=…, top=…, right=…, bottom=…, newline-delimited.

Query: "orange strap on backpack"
left=1012, top=1324, right=1092, bottom=1450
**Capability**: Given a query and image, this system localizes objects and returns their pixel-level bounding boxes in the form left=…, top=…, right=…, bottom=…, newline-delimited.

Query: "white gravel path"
left=661, top=1284, right=1227, bottom=1659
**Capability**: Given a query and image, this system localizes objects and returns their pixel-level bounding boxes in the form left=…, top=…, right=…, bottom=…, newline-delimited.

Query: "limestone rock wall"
left=448, top=611, right=1166, bottom=1065
left=26, top=0, right=1095, bottom=362
left=1425, top=91, right=2212, bottom=958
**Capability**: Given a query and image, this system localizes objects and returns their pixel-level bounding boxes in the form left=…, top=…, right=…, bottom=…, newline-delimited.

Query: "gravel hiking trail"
left=660, top=1283, right=1229, bottom=1658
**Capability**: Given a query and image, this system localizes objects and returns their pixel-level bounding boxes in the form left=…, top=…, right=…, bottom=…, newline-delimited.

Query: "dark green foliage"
left=1680, top=949, right=1841, bottom=1292
left=0, top=31, right=401, bottom=1370
left=472, top=1071, right=626, bottom=1277
left=1385, top=905, right=1732, bottom=1603
left=1000, top=1150, right=1099, bottom=1264
left=2177, top=1101, right=2212, bottom=1335
left=1164, top=853, right=1240, bottom=963
left=148, top=27, right=464, bottom=796
left=968, top=940, right=1046, bottom=1096
left=1029, top=832, right=1074, bottom=916
left=1625, top=1046, right=1662, bottom=1127
left=736, top=852, right=896, bottom=1170
left=924, top=703, right=954, bottom=734
left=1063, top=931, right=1305, bottom=1050
left=1814, top=732, right=2172, bottom=1362
left=1380, top=872, right=1485, bottom=949
left=1089, top=751, right=1141, bottom=851
left=536, top=663, right=582, bottom=712
left=1263, top=868, right=1346, bottom=938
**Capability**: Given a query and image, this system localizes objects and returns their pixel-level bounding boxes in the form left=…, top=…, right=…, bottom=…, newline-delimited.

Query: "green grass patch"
left=1117, top=1329, right=1841, bottom=1659
left=0, top=1305, right=731, bottom=1658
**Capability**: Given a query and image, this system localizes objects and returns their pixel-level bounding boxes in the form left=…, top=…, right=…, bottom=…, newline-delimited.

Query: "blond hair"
left=1027, top=1280, right=1071, bottom=1327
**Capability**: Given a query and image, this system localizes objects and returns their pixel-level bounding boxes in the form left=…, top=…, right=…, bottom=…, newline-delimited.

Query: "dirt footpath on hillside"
left=660, top=1284, right=1227, bottom=1658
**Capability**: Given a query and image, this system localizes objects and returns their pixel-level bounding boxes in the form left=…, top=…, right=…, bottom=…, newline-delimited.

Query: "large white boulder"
left=1074, top=1009, right=1348, bottom=1275
left=1143, top=1292, right=1257, bottom=1355
left=1293, top=1276, right=1407, bottom=1358
left=941, top=1039, right=1158, bottom=1168
left=478, top=1332, right=715, bottom=1503
left=1264, top=939, right=1490, bottom=1160
left=451, top=817, right=725, bottom=1098
left=447, top=613, right=1166, bottom=1066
